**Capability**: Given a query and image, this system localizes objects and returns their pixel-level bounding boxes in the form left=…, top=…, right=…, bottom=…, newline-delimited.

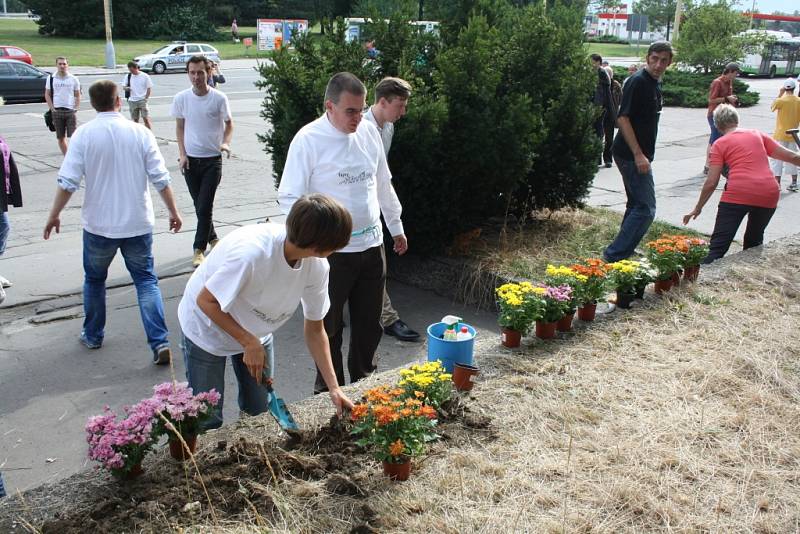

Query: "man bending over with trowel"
left=178, top=194, right=354, bottom=430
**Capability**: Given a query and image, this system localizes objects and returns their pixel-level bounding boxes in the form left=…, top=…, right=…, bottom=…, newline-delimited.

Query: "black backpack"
left=124, top=73, right=131, bottom=100
left=43, top=75, right=55, bottom=132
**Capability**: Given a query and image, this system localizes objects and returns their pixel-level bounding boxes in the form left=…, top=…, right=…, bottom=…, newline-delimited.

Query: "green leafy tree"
left=633, top=0, right=677, bottom=40
left=674, top=1, right=748, bottom=73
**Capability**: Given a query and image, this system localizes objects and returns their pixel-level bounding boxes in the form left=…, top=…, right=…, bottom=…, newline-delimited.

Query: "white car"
left=134, top=42, right=221, bottom=74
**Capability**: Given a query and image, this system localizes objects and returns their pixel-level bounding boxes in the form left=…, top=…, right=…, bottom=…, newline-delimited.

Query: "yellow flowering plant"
left=608, top=260, right=640, bottom=293
left=398, top=361, right=453, bottom=409
left=350, top=385, right=439, bottom=463
left=544, top=264, right=586, bottom=311
left=495, top=282, right=539, bottom=333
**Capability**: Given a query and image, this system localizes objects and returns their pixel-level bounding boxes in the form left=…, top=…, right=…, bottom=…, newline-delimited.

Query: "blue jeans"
left=0, top=212, right=9, bottom=256
left=708, top=115, right=722, bottom=145
left=182, top=334, right=275, bottom=430
left=0, top=470, right=6, bottom=498
left=82, top=230, right=168, bottom=352
left=603, top=158, right=656, bottom=262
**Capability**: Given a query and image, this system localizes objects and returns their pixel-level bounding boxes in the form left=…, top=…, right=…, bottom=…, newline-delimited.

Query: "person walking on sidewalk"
left=603, top=66, right=622, bottom=169
left=278, top=72, right=408, bottom=394
left=704, top=62, right=740, bottom=174
left=362, top=77, right=419, bottom=342
left=178, top=194, right=355, bottom=430
left=590, top=54, right=614, bottom=168
left=171, top=55, right=233, bottom=268
left=43, top=80, right=183, bottom=365
left=770, top=78, right=800, bottom=190
left=602, top=41, right=673, bottom=263
left=122, top=61, right=153, bottom=130
left=44, top=56, right=81, bottom=155
left=0, top=134, right=22, bottom=305
left=683, top=104, right=800, bottom=263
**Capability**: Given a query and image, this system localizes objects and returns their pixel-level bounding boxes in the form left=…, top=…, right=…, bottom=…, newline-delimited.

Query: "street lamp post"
left=103, top=0, right=116, bottom=69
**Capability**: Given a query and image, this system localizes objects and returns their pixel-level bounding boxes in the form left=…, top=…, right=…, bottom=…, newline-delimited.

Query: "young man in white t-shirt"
left=278, top=72, right=407, bottom=395
left=362, top=77, right=419, bottom=342
left=122, top=61, right=153, bottom=130
left=178, top=194, right=355, bottom=429
left=171, top=55, right=233, bottom=268
left=43, top=80, right=183, bottom=365
left=44, top=56, right=81, bottom=155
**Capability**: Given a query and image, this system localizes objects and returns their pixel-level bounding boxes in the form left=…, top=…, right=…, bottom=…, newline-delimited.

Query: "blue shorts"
left=708, top=115, right=723, bottom=145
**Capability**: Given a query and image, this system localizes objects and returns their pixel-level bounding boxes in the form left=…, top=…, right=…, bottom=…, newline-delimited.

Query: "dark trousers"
left=184, top=155, right=221, bottom=251
left=315, top=245, right=386, bottom=393
left=704, top=201, right=776, bottom=264
left=594, top=112, right=606, bottom=163
left=603, top=117, right=615, bottom=165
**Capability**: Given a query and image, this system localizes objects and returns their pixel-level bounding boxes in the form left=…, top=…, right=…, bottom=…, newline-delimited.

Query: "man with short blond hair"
left=362, top=77, right=419, bottom=341
left=44, top=56, right=81, bottom=155
left=279, top=72, right=408, bottom=394
left=43, top=80, right=183, bottom=365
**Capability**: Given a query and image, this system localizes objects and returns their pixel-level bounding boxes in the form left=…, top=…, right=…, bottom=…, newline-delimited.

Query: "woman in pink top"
left=684, top=104, right=800, bottom=263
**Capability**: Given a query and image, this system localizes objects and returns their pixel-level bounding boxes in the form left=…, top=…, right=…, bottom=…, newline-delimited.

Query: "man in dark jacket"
left=591, top=54, right=615, bottom=166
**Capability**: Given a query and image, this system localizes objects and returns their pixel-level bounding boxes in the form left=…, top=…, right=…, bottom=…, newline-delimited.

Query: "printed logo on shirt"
left=251, top=308, right=294, bottom=325
left=337, top=169, right=373, bottom=186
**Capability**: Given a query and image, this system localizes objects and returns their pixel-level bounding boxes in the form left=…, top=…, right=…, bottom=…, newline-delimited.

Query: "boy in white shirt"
left=278, top=72, right=408, bottom=395
left=178, top=194, right=354, bottom=429
left=122, top=61, right=153, bottom=130
left=44, top=56, right=81, bottom=155
left=362, top=77, right=419, bottom=342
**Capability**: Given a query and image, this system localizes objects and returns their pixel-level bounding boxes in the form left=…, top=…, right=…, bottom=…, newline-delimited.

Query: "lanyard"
left=351, top=224, right=379, bottom=239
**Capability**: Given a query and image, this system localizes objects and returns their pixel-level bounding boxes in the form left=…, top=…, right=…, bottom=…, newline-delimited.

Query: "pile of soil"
left=26, top=395, right=491, bottom=533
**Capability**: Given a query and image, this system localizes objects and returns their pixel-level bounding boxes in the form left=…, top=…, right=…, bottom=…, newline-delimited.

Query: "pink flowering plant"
left=85, top=401, right=160, bottom=478
left=151, top=381, right=221, bottom=439
left=531, top=284, right=573, bottom=323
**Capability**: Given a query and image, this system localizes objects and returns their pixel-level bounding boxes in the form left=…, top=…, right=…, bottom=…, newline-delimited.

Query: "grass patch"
left=472, top=206, right=707, bottom=280
left=584, top=41, right=644, bottom=58
left=0, top=19, right=268, bottom=67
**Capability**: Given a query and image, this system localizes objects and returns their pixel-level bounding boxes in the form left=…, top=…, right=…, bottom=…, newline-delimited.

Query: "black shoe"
left=604, top=162, right=613, bottom=168
left=383, top=319, right=420, bottom=341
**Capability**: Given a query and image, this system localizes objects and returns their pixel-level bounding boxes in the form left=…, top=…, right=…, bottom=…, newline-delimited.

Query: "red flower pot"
left=577, top=302, right=597, bottom=322
left=453, top=362, right=479, bottom=392
left=671, top=271, right=681, bottom=286
left=684, top=265, right=700, bottom=282
left=654, top=278, right=673, bottom=294
left=501, top=327, right=521, bottom=348
left=556, top=312, right=574, bottom=332
left=169, top=434, right=197, bottom=461
left=383, top=459, right=411, bottom=481
left=535, top=320, right=557, bottom=340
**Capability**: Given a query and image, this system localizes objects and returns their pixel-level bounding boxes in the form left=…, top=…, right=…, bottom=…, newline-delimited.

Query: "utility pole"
left=103, top=0, right=116, bottom=69
left=672, top=0, right=683, bottom=42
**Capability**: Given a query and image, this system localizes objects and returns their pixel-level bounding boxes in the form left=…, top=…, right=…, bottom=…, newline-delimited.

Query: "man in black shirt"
left=603, top=41, right=673, bottom=262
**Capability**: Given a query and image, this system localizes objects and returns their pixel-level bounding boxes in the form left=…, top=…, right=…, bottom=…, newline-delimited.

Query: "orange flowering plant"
left=667, top=235, right=709, bottom=267
left=644, top=237, right=684, bottom=280
left=569, top=258, right=612, bottom=304
left=350, top=385, right=439, bottom=463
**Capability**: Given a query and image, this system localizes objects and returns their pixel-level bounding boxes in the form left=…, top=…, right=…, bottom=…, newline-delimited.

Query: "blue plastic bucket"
left=427, top=322, right=476, bottom=373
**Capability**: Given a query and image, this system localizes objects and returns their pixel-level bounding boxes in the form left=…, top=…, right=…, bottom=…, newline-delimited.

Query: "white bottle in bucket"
left=456, top=326, right=472, bottom=341
left=441, top=315, right=462, bottom=341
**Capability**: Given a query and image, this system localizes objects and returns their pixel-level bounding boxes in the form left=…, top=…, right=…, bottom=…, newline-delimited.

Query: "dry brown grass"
left=3, top=241, right=799, bottom=534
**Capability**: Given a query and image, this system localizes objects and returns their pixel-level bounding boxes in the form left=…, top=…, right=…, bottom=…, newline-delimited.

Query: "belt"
left=351, top=224, right=379, bottom=239
left=54, top=107, right=74, bottom=111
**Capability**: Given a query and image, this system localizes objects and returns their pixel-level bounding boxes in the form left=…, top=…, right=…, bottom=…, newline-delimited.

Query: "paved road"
left=0, top=69, right=497, bottom=494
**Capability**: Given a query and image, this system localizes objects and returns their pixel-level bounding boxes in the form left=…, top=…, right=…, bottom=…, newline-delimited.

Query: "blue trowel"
left=261, top=371, right=300, bottom=432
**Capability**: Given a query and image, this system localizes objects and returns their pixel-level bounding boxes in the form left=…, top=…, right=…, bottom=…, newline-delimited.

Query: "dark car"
left=0, top=59, right=49, bottom=103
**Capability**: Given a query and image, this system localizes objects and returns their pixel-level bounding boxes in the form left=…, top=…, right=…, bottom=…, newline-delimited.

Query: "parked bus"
left=741, top=33, right=800, bottom=78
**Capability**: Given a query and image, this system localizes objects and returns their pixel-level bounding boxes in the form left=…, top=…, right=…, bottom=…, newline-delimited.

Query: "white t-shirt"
left=177, top=223, right=331, bottom=356
left=363, top=108, right=394, bottom=157
left=48, top=73, right=80, bottom=109
left=57, top=112, right=171, bottom=238
left=122, top=71, right=153, bottom=102
left=170, top=87, right=232, bottom=157
left=278, top=113, right=403, bottom=253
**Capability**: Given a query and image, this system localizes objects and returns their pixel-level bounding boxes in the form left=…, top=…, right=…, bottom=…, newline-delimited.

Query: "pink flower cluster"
left=85, top=382, right=220, bottom=475
left=540, top=284, right=573, bottom=302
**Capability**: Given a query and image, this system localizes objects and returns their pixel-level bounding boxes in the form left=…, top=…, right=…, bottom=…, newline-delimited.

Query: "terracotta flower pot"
left=616, top=290, right=636, bottom=309
left=453, top=363, right=479, bottom=392
left=383, top=459, right=411, bottom=481
left=535, top=320, right=557, bottom=340
left=169, top=434, right=197, bottom=461
left=556, top=312, right=574, bottom=332
left=121, top=463, right=144, bottom=480
left=577, top=302, right=597, bottom=322
left=684, top=265, right=700, bottom=282
left=500, top=327, right=521, bottom=348
left=671, top=271, right=682, bottom=286
left=654, top=278, right=672, bottom=294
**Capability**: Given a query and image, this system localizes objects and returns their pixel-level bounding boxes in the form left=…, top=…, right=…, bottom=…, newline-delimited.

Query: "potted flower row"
left=350, top=361, right=453, bottom=481
left=645, top=235, right=709, bottom=294
left=85, top=382, right=220, bottom=479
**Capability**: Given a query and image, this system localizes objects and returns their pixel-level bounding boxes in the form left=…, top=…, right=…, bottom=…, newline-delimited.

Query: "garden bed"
left=2, top=235, right=799, bottom=532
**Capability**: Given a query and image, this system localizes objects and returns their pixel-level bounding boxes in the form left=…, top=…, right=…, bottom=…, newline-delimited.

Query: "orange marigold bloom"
left=420, top=405, right=437, bottom=419
left=389, top=388, right=405, bottom=397
left=405, top=398, right=423, bottom=407
left=414, top=391, right=425, bottom=398
left=350, top=403, right=369, bottom=420
left=388, top=439, right=405, bottom=457
left=400, top=408, right=414, bottom=417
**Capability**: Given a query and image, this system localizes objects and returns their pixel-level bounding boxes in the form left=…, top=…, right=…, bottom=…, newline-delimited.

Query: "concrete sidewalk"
left=69, top=58, right=271, bottom=76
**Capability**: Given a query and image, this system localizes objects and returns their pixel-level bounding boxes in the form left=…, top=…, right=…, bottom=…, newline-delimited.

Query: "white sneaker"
left=0, top=284, right=5, bottom=304
left=0, top=275, right=11, bottom=288
left=192, top=249, right=205, bottom=268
